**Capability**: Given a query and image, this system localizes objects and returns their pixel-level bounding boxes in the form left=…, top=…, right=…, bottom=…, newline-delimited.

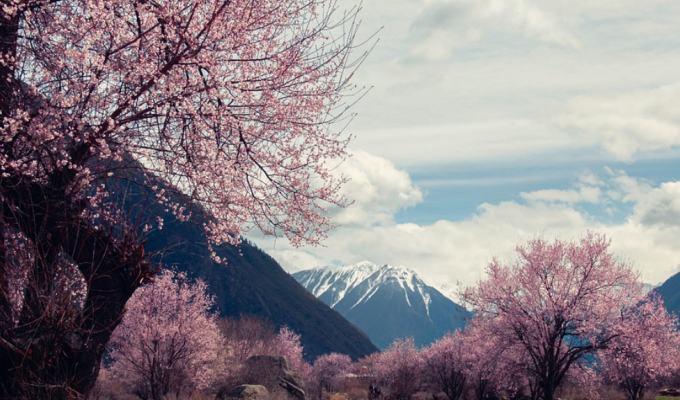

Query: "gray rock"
left=244, top=355, right=307, bottom=400
left=659, top=388, right=680, bottom=397
left=216, top=384, right=270, bottom=400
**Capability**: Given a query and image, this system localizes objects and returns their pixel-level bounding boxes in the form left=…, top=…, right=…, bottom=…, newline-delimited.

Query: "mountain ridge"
left=293, top=262, right=470, bottom=349
left=655, top=271, right=680, bottom=317
left=108, top=166, right=379, bottom=361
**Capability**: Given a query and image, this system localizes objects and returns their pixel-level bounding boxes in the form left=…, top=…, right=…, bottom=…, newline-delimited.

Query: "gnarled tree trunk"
left=0, top=173, right=154, bottom=399
left=0, top=9, right=153, bottom=396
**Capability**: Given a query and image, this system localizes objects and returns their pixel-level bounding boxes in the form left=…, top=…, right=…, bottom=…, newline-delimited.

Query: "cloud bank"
left=254, top=1, right=680, bottom=294
left=326, top=150, right=423, bottom=227
left=558, top=82, right=680, bottom=160
left=409, top=0, right=579, bottom=61
left=255, top=152, right=680, bottom=291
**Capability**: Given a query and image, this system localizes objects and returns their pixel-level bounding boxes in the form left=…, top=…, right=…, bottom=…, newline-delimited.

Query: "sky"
left=252, top=0, right=680, bottom=294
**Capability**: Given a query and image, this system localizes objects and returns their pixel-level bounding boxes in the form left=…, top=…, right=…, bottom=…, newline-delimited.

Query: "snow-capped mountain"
left=292, top=262, right=470, bottom=349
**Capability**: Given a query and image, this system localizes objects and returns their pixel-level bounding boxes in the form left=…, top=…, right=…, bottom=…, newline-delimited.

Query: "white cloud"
left=342, top=0, right=680, bottom=169
left=328, top=150, right=423, bottom=227
left=251, top=1, right=680, bottom=293
left=558, top=82, right=680, bottom=160
left=520, top=188, right=599, bottom=204
left=408, top=0, right=579, bottom=61
left=255, top=165, right=680, bottom=290
left=627, top=181, right=680, bottom=229
left=482, top=0, right=580, bottom=47
left=409, top=29, right=482, bottom=61
left=520, top=171, right=603, bottom=204
left=350, top=119, right=576, bottom=166
left=261, top=200, right=592, bottom=289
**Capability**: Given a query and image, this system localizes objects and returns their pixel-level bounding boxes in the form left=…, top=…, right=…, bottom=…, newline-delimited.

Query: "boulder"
left=244, top=355, right=307, bottom=400
left=217, top=385, right=270, bottom=400
left=659, top=388, right=680, bottom=397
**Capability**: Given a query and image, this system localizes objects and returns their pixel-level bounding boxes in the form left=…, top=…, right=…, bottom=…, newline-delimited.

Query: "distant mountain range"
left=293, top=262, right=470, bottom=349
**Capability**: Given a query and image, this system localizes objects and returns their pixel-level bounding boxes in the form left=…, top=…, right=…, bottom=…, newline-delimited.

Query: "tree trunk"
left=0, top=176, right=154, bottom=399
left=0, top=3, right=156, bottom=395
left=527, top=378, right=541, bottom=400
left=623, top=380, right=645, bottom=400
left=443, top=372, right=465, bottom=400
left=474, top=377, right=488, bottom=400
left=0, top=219, right=11, bottom=333
left=540, top=381, right=555, bottom=400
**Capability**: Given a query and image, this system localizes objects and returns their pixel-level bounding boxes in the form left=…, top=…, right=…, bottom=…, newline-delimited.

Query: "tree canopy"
left=462, top=233, right=648, bottom=400
left=0, top=0, right=365, bottom=396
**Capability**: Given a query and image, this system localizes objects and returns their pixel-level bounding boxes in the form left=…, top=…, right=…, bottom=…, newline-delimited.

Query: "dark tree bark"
left=621, top=378, right=645, bottom=400
left=0, top=171, right=155, bottom=399
left=0, top=7, right=154, bottom=397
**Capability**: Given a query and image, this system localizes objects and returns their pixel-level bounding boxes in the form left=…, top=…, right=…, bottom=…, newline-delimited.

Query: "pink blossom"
left=460, top=320, right=528, bottom=400
left=107, top=270, right=224, bottom=398
left=272, top=326, right=312, bottom=378
left=462, top=232, right=647, bottom=400
left=599, top=294, right=680, bottom=400
left=372, top=338, right=424, bottom=400
left=309, top=353, right=352, bottom=396
left=1, top=0, right=366, bottom=395
left=421, top=331, right=467, bottom=400
left=3, top=0, right=365, bottom=250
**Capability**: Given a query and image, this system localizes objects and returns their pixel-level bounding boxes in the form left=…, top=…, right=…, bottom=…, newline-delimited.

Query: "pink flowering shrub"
left=309, top=352, right=352, bottom=397
left=462, top=233, right=648, bottom=400
left=599, top=294, right=680, bottom=400
left=272, top=326, right=312, bottom=379
left=107, top=270, right=223, bottom=400
left=460, top=320, right=528, bottom=400
left=421, top=331, right=467, bottom=400
left=217, top=318, right=313, bottom=392
left=372, top=338, right=424, bottom=400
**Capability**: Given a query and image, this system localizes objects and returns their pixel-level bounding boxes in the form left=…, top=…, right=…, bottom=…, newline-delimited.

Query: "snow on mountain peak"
left=292, top=262, right=471, bottom=349
left=295, top=262, right=433, bottom=315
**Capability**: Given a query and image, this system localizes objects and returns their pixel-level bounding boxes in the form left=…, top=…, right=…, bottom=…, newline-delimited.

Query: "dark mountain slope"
left=656, top=271, right=680, bottom=316
left=111, top=168, right=378, bottom=361
left=144, top=222, right=377, bottom=361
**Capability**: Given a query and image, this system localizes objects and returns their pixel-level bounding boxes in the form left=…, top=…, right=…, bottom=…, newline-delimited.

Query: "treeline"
left=358, top=234, right=680, bottom=400
left=92, top=270, right=311, bottom=400
left=94, top=233, right=680, bottom=400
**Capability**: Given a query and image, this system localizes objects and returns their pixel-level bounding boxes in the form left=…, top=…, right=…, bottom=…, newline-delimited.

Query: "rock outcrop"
left=244, top=355, right=307, bottom=400
left=216, top=385, right=270, bottom=400
left=659, top=388, right=680, bottom=397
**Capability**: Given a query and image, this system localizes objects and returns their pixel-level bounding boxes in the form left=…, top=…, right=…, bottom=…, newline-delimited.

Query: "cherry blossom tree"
left=0, top=0, right=366, bottom=395
left=309, top=352, right=352, bottom=398
left=599, top=294, right=680, bottom=400
left=107, top=270, right=223, bottom=400
left=218, top=316, right=278, bottom=365
left=461, top=320, right=526, bottom=400
left=218, top=317, right=309, bottom=374
left=217, top=315, right=279, bottom=384
left=372, top=338, right=424, bottom=400
left=233, top=324, right=312, bottom=399
left=421, top=331, right=467, bottom=400
left=462, top=233, right=646, bottom=400
left=560, top=362, right=600, bottom=400
left=272, top=325, right=312, bottom=378
left=218, top=318, right=313, bottom=391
